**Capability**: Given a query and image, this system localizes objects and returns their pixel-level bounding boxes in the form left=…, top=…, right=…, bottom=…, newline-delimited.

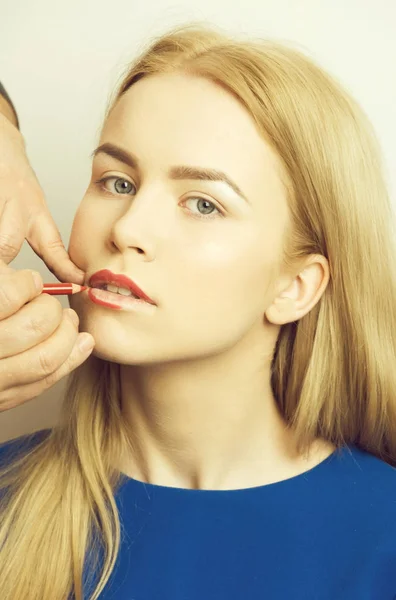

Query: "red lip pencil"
left=42, top=283, right=88, bottom=295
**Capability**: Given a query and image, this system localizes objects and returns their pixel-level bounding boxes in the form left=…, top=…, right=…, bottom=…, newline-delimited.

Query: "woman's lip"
left=88, top=269, right=156, bottom=305
left=87, top=287, right=156, bottom=311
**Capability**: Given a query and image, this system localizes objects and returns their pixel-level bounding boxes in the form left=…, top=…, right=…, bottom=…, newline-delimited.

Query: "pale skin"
left=0, top=94, right=18, bottom=128
left=68, top=72, right=335, bottom=490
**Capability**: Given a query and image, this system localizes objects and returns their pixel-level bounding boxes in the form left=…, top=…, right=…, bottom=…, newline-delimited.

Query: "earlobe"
left=265, top=296, right=296, bottom=325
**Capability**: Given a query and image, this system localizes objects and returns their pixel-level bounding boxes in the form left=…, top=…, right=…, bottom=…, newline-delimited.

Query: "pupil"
left=115, top=179, right=131, bottom=193
left=199, top=199, right=213, bottom=214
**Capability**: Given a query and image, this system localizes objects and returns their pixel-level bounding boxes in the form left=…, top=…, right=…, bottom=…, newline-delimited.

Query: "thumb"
left=26, top=209, right=85, bottom=284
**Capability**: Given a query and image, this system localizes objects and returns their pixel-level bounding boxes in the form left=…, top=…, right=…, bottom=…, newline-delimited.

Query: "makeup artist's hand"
left=0, top=262, right=94, bottom=411
left=0, top=107, right=85, bottom=284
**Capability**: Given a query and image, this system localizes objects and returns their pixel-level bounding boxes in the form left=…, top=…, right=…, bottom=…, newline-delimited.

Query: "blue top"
left=1, top=429, right=396, bottom=600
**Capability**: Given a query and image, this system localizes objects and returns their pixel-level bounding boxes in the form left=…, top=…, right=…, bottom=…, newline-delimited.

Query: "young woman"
left=1, top=22, right=396, bottom=600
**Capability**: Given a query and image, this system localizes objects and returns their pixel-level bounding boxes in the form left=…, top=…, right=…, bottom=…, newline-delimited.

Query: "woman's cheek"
left=68, top=207, right=92, bottom=267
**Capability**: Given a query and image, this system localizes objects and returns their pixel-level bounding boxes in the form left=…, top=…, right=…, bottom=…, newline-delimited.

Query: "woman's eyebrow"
left=91, top=142, right=250, bottom=205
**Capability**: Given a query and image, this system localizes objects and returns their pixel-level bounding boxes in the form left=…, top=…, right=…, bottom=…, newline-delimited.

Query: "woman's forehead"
left=100, top=74, right=287, bottom=209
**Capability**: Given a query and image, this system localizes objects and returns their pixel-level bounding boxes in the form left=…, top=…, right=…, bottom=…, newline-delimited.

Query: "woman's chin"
left=85, top=341, right=156, bottom=366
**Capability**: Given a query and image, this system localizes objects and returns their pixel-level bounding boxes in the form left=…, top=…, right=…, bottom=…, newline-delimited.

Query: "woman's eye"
left=94, top=176, right=223, bottom=220
left=95, top=176, right=135, bottom=195
left=183, top=197, right=223, bottom=220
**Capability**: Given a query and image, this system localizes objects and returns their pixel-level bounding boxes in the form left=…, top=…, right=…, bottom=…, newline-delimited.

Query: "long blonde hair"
left=1, top=21, right=395, bottom=600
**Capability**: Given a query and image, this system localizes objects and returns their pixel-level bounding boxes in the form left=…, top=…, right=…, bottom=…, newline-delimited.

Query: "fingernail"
left=78, top=333, right=94, bottom=352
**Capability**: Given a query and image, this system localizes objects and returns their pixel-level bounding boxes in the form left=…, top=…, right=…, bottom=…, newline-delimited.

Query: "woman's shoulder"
left=346, top=444, right=396, bottom=477
left=0, top=428, right=52, bottom=463
left=340, top=444, right=396, bottom=507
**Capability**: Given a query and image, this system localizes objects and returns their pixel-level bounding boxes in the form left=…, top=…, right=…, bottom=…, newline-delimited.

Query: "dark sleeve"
left=0, top=81, right=20, bottom=128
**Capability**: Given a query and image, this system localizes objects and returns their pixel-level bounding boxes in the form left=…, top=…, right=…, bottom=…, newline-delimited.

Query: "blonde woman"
left=1, top=22, right=396, bottom=600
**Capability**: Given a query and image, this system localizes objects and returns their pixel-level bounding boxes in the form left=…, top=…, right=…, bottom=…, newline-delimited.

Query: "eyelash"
left=93, top=176, right=224, bottom=221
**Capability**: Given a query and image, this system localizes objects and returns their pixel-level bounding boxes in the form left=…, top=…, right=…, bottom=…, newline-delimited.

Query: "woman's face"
left=68, top=72, right=290, bottom=365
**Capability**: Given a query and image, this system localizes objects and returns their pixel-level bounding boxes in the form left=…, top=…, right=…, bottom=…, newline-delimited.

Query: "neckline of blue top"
left=117, top=443, right=351, bottom=495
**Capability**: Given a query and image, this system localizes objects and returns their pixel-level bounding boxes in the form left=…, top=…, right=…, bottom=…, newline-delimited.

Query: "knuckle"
left=42, top=357, right=71, bottom=388
left=41, top=370, right=59, bottom=389
left=28, top=312, right=49, bottom=334
left=38, top=349, right=57, bottom=376
left=0, top=233, right=18, bottom=257
left=0, top=280, right=16, bottom=307
left=29, top=296, right=61, bottom=333
left=28, top=296, right=64, bottom=348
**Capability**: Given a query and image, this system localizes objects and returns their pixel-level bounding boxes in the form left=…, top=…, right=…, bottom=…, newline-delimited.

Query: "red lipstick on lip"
left=88, top=269, right=156, bottom=305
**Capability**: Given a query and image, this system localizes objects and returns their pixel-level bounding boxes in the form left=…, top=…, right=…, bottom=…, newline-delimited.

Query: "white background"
left=0, top=0, right=395, bottom=441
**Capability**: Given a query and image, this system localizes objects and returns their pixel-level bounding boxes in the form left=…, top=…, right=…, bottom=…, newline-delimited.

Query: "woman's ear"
left=265, top=256, right=330, bottom=326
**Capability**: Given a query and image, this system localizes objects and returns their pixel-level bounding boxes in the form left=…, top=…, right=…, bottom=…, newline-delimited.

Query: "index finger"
left=0, top=265, right=42, bottom=320
left=26, top=209, right=85, bottom=284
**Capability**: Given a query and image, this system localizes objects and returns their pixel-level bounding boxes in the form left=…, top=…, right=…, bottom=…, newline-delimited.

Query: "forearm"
left=0, top=82, right=20, bottom=129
